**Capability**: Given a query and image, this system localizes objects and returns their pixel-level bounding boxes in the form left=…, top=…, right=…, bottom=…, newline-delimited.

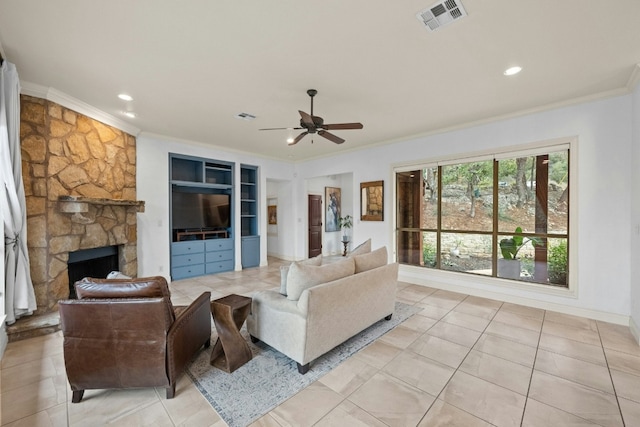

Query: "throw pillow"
left=348, top=238, right=372, bottom=257
left=279, top=254, right=323, bottom=295
left=286, top=257, right=355, bottom=301
left=354, top=246, right=388, bottom=273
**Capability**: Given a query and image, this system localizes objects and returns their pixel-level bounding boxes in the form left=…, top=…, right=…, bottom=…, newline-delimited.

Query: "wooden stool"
left=209, top=294, right=252, bottom=373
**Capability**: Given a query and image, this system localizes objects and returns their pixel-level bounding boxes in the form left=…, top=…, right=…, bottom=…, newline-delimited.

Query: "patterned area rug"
left=186, top=301, right=420, bottom=427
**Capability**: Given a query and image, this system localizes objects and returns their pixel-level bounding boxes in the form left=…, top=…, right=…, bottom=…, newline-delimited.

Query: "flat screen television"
left=172, top=191, right=230, bottom=230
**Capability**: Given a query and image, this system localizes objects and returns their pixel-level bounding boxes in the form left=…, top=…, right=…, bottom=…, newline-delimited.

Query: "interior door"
left=308, top=194, right=322, bottom=258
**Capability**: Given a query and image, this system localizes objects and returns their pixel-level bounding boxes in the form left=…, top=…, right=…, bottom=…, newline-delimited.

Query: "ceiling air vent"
left=416, top=0, right=467, bottom=32
left=234, top=112, right=256, bottom=121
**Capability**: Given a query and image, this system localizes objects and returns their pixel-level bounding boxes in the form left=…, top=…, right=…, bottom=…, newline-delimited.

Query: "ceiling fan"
left=259, top=89, right=363, bottom=145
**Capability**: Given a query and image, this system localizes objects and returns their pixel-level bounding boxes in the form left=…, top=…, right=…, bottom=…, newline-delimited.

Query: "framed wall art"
left=360, top=180, right=383, bottom=221
left=325, top=186, right=341, bottom=232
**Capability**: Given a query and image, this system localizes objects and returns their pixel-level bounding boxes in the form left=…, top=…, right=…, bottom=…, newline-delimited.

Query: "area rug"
left=186, top=301, right=420, bottom=427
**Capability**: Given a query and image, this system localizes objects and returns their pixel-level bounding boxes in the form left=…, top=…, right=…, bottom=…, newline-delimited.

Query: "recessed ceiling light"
left=122, top=111, right=136, bottom=118
left=286, top=137, right=294, bottom=144
left=504, top=66, right=522, bottom=76
left=118, top=93, right=133, bottom=101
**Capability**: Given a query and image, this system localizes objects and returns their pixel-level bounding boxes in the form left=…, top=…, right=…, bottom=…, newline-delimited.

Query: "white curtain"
left=1, top=60, right=36, bottom=325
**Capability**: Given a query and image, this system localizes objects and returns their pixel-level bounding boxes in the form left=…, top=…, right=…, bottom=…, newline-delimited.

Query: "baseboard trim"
left=399, top=270, right=629, bottom=326
left=630, top=317, right=640, bottom=344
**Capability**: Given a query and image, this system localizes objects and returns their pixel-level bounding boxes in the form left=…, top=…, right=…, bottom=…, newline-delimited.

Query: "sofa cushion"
left=280, top=255, right=323, bottom=296
left=348, top=238, right=371, bottom=257
left=354, top=246, right=388, bottom=273
left=286, top=257, right=355, bottom=301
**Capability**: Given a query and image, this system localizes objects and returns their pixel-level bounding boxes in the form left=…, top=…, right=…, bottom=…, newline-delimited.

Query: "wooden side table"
left=209, top=294, right=253, bottom=373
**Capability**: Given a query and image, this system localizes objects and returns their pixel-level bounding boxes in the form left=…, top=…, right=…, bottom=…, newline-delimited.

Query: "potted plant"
left=339, top=215, right=353, bottom=242
left=498, top=227, right=541, bottom=279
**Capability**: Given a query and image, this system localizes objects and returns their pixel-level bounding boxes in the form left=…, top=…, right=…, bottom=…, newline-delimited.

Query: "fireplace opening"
left=67, top=245, right=119, bottom=298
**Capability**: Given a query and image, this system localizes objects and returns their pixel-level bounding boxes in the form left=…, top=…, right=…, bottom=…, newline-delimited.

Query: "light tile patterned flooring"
left=2, top=257, right=640, bottom=426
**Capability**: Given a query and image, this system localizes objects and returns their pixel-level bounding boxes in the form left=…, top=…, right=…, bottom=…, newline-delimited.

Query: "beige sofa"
left=247, top=246, right=398, bottom=373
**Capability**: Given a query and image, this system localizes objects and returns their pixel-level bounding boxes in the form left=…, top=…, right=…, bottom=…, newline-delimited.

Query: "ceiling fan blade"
left=322, top=122, right=363, bottom=130
left=259, top=127, right=303, bottom=131
left=318, top=130, right=345, bottom=144
left=298, top=110, right=316, bottom=128
left=290, top=131, right=308, bottom=146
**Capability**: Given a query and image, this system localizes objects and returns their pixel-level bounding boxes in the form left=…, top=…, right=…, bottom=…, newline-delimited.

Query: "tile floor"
left=2, top=257, right=640, bottom=426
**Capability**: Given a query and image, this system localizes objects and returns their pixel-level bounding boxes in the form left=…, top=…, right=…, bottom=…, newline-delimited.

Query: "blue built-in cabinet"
left=240, top=165, right=260, bottom=268
left=169, top=154, right=260, bottom=280
left=170, top=154, right=234, bottom=280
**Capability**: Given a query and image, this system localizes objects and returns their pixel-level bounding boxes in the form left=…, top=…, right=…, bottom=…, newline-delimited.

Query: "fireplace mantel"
left=57, top=195, right=145, bottom=213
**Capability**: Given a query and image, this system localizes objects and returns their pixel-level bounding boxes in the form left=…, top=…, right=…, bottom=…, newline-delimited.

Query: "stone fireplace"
left=18, top=95, right=143, bottom=321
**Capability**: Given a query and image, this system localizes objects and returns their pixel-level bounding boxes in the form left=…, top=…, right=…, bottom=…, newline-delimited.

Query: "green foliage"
left=339, top=215, right=353, bottom=229
left=442, top=161, right=493, bottom=186
left=548, top=240, right=568, bottom=285
left=498, top=159, right=518, bottom=178
left=423, top=241, right=437, bottom=267
left=499, top=227, right=542, bottom=259
left=549, top=152, right=569, bottom=185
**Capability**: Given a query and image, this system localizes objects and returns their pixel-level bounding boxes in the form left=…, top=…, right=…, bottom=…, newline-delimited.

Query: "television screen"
left=172, top=191, right=230, bottom=230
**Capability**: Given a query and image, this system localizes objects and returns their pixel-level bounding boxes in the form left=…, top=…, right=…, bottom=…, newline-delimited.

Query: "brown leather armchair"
left=59, top=276, right=211, bottom=403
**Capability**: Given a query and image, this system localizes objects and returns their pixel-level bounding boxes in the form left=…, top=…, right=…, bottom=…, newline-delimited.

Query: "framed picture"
left=361, top=180, right=383, bottom=221
left=325, top=186, right=341, bottom=232
left=268, top=205, right=277, bottom=224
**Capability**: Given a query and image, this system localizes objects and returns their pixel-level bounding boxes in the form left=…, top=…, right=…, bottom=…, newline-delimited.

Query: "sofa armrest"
left=246, top=290, right=308, bottom=363
left=251, top=290, right=306, bottom=316
left=166, top=291, right=211, bottom=383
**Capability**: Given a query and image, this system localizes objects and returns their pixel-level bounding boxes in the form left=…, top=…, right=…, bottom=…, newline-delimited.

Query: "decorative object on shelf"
left=268, top=205, right=277, bottom=224
left=325, top=186, right=341, bottom=232
left=360, top=180, right=383, bottom=221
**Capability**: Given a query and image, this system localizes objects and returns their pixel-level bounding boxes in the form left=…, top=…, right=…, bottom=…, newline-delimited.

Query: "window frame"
left=392, top=137, right=578, bottom=297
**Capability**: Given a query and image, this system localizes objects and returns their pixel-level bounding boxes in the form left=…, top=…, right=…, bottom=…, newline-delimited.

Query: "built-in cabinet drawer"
left=171, top=264, right=205, bottom=280
left=171, top=239, right=233, bottom=280
left=172, top=241, right=205, bottom=256
left=206, top=260, right=234, bottom=274
left=205, top=250, right=233, bottom=263
left=172, top=253, right=205, bottom=268
left=205, top=239, right=233, bottom=252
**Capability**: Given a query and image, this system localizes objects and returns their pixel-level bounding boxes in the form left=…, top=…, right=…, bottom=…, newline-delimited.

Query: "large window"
left=396, top=146, right=570, bottom=288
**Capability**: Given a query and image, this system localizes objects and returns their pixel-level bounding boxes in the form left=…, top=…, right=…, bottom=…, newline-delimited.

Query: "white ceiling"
left=1, top=0, right=639, bottom=161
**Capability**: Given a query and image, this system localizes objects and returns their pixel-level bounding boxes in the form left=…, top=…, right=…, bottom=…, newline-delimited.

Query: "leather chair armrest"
left=166, top=292, right=211, bottom=384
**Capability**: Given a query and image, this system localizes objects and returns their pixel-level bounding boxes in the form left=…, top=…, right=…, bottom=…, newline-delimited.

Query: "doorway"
left=308, top=194, right=322, bottom=257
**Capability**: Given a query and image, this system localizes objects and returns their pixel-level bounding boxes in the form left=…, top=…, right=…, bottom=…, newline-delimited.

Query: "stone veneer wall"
left=20, top=95, right=138, bottom=314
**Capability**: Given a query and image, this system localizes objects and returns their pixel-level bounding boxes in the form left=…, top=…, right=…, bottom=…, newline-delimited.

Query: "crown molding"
left=20, top=81, right=141, bottom=136
left=627, top=63, right=640, bottom=91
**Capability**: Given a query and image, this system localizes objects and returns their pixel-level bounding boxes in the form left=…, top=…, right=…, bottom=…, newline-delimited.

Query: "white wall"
left=136, top=134, right=295, bottom=280
left=265, top=179, right=296, bottom=260
left=630, top=77, right=640, bottom=337
left=136, top=93, right=635, bottom=322
left=293, top=94, right=634, bottom=320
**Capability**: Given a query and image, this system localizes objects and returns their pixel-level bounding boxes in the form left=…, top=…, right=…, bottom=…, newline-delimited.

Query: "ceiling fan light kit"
left=260, top=89, right=363, bottom=146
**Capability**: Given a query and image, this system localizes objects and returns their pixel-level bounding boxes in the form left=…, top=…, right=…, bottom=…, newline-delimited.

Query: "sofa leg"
left=166, top=384, right=176, bottom=399
left=250, top=335, right=260, bottom=343
left=297, top=363, right=310, bottom=374
left=385, top=314, right=393, bottom=321
left=71, top=390, right=85, bottom=403
left=204, top=338, right=211, bottom=348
